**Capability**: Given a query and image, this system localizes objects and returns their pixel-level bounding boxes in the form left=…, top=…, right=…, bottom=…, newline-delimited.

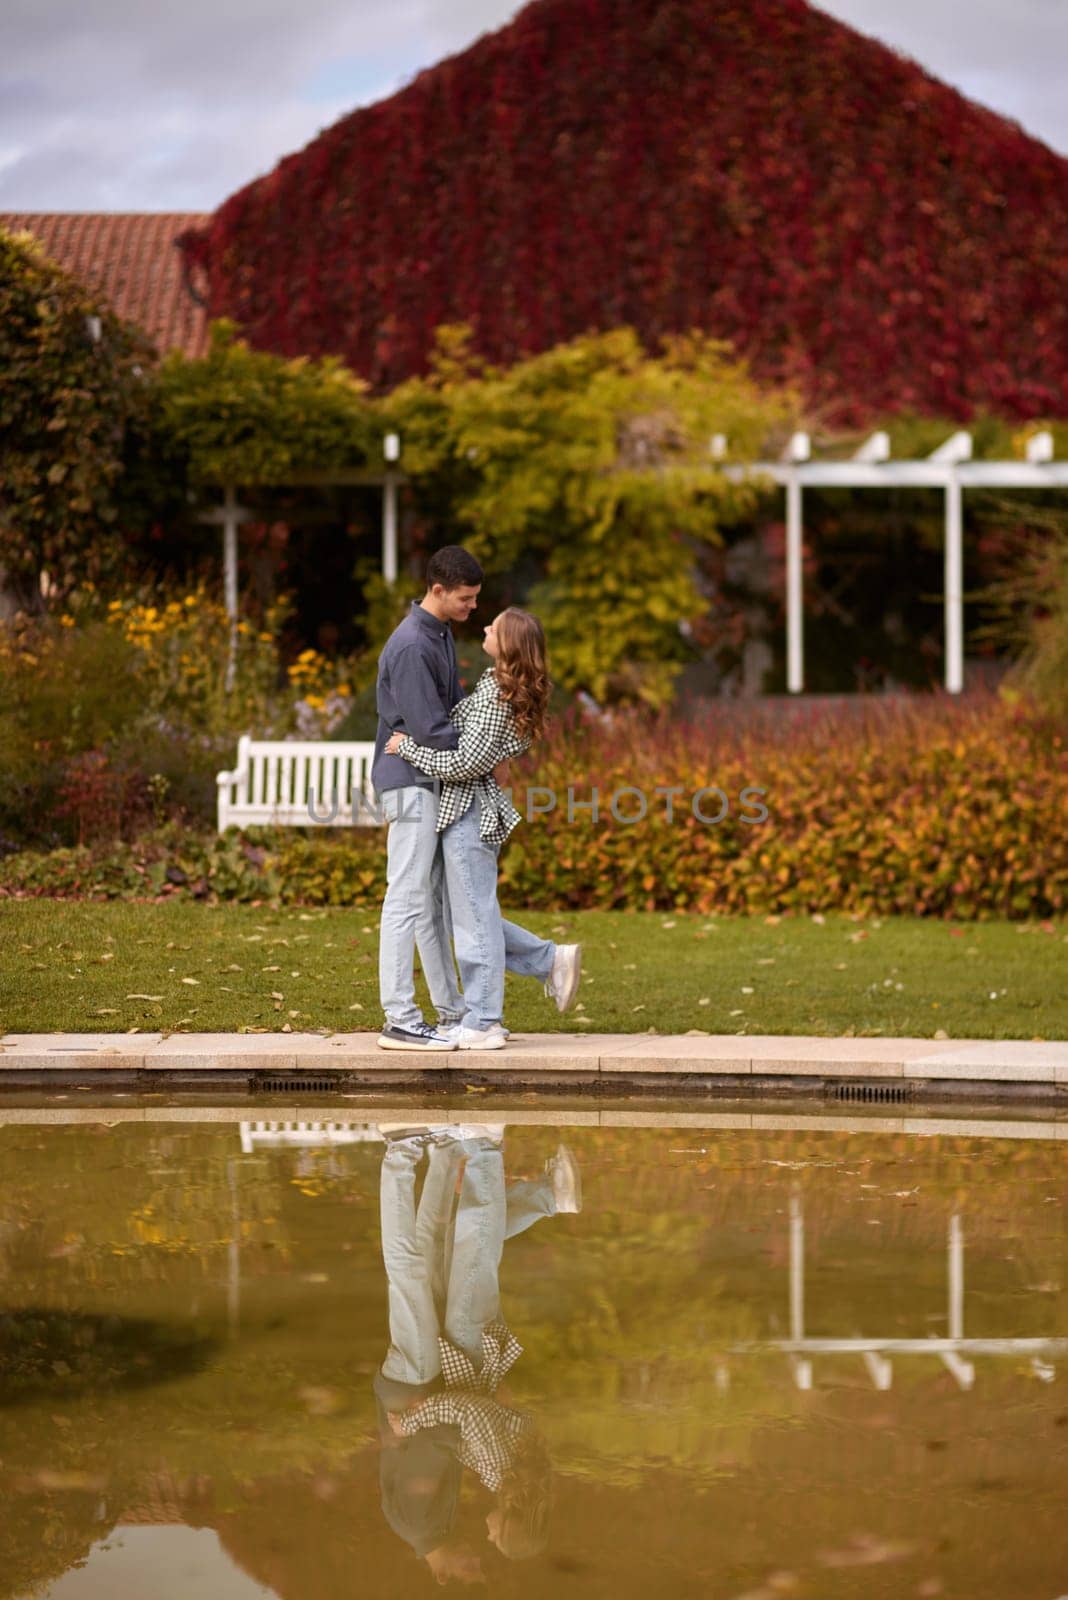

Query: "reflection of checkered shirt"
left=395, top=668, right=530, bottom=845
left=398, top=1321, right=530, bottom=1492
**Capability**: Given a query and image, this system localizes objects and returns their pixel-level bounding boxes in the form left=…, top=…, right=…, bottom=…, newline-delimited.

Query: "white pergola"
left=196, top=433, right=404, bottom=691
left=726, top=1197, right=1065, bottom=1393
left=724, top=429, right=1068, bottom=693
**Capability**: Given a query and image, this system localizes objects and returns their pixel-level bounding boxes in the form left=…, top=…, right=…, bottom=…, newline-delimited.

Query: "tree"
left=386, top=326, right=793, bottom=704
left=0, top=228, right=155, bottom=611
left=155, top=319, right=376, bottom=487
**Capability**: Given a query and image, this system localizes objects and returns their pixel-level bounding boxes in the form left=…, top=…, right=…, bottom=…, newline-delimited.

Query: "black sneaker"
left=376, top=1023, right=458, bottom=1052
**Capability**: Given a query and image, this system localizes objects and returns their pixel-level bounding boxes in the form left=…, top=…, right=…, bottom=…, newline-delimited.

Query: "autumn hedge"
left=2, top=692, right=1064, bottom=918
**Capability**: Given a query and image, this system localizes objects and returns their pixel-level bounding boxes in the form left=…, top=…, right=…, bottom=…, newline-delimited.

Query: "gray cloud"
left=0, top=0, right=1062, bottom=213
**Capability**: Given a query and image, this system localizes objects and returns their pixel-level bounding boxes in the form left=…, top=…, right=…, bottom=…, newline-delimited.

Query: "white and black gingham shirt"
left=397, top=1321, right=531, bottom=1492
left=395, top=667, right=530, bottom=845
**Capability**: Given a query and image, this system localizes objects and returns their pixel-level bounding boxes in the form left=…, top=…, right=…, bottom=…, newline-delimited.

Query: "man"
left=372, top=546, right=483, bottom=1051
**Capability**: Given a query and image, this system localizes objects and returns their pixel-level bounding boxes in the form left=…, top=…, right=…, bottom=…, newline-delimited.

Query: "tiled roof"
left=0, top=212, right=210, bottom=358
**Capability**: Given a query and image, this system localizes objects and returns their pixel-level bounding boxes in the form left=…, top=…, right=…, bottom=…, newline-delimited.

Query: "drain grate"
left=829, top=1082, right=916, bottom=1104
left=251, top=1075, right=337, bottom=1093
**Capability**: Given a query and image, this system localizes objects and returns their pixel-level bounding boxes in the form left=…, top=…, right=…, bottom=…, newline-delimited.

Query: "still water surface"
left=1, top=1115, right=1065, bottom=1599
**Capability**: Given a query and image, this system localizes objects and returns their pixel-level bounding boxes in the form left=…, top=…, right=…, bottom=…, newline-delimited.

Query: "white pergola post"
left=222, top=484, right=240, bottom=692
left=721, top=427, right=1068, bottom=696
left=928, top=432, right=972, bottom=696
left=196, top=483, right=253, bottom=694
left=383, top=433, right=400, bottom=583
left=944, top=474, right=964, bottom=694
left=784, top=433, right=809, bottom=694
left=940, top=1213, right=975, bottom=1390
left=788, top=1194, right=812, bottom=1390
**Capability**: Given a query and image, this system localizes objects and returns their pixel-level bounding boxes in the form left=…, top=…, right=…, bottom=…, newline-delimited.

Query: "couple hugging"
left=370, top=545, right=582, bottom=1052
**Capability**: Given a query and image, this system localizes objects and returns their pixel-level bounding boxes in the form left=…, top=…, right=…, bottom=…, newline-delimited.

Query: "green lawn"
left=1, top=901, right=1065, bottom=1038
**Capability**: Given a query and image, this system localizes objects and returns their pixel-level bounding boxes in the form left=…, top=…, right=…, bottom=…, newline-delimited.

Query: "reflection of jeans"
left=442, top=802, right=556, bottom=1031
left=380, top=1138, right=555, bottom=1383
left=379, top=786, right=464, bottom=1031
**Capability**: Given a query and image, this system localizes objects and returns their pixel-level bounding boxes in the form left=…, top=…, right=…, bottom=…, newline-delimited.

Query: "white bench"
left=239, top=1120, right=384, bottom=1152
left=216, top=736, right=380, bottom=831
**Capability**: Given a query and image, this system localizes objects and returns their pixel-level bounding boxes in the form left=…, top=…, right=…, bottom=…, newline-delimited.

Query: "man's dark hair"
left=426, top=545, right=483, bottom=592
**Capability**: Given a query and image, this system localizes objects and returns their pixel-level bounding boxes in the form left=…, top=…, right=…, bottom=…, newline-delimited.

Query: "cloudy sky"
left=2, top=0, right=1065, bottom=213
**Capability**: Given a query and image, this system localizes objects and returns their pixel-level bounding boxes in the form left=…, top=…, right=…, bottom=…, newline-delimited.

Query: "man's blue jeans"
left=442, top=801, right=556, bottom=1032
left=378, top=785, right=465, bottom=1031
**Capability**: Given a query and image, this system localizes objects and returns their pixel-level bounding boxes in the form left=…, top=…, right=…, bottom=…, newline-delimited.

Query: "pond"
left=1, top=1109, right=1065, bottom=1599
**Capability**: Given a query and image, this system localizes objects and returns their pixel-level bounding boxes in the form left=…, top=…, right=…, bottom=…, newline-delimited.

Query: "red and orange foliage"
left=179, top=0, right=1068, bottom=423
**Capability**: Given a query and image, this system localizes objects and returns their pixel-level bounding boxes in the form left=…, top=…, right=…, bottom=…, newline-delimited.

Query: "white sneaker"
left=544, top=944, right=582, bottom=1013
left=546, top=1143, right=582, bottom=1213
left=430, top=1123, right=505, bottom=1143
left=439, top=1020, right=510, bottom=1044
left=454, top=1024, right=508, bottom=1051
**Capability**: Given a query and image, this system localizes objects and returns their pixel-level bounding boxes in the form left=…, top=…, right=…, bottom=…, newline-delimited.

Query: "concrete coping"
left=0, top=1030, right=1065, bottom=1086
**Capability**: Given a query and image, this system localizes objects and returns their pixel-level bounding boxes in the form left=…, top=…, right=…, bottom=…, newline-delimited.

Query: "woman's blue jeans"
left=441, top=801, right=556, bottom=1031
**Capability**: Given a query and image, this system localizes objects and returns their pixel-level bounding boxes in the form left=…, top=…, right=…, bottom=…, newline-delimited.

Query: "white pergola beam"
left=861, top=1350, right=894, bottom=1390
left=853, top=430, right=891, bottom=462
left=728, top=461, right=1068, bottom=487
left=928, top=430, right=973, bottom=464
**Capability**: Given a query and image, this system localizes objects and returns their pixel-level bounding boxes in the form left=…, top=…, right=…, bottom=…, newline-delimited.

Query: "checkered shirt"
left=395, top=667, right=530, bottom=845
left=397, top=1321, right=530, bottom=1492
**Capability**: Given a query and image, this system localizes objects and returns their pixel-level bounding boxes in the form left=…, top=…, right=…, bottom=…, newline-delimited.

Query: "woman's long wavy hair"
left=494, top=608, right=551, bottom=743
left=494, top=1428, right=553, bottom=1560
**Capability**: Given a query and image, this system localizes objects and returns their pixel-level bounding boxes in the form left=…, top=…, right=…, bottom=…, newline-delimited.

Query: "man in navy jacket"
left=372, top=546, right=483, bottom=1050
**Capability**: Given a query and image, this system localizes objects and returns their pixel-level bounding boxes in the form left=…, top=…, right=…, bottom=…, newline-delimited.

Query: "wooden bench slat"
left=216, top=738, right=381, bottom=831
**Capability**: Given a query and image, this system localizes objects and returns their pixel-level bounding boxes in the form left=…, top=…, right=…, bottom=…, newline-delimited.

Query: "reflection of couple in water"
left=373, top=1124, right=581, bottom=1584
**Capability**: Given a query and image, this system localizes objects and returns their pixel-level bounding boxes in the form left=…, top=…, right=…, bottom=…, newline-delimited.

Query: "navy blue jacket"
left=371, top=601, right=463, bottom=794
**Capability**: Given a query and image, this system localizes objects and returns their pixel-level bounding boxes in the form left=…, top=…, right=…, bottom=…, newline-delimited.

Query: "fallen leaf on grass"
left=180, top=977, right=200, bottom=986
left=126, top=994, right=163, bottom=1002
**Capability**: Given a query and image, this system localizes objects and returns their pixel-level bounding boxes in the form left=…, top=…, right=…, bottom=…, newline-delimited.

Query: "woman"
left=385, top=608, right=580, bottom=1049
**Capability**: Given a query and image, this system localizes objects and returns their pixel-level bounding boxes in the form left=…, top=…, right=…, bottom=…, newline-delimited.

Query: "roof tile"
left=0, top=211, right=210, bottom=358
